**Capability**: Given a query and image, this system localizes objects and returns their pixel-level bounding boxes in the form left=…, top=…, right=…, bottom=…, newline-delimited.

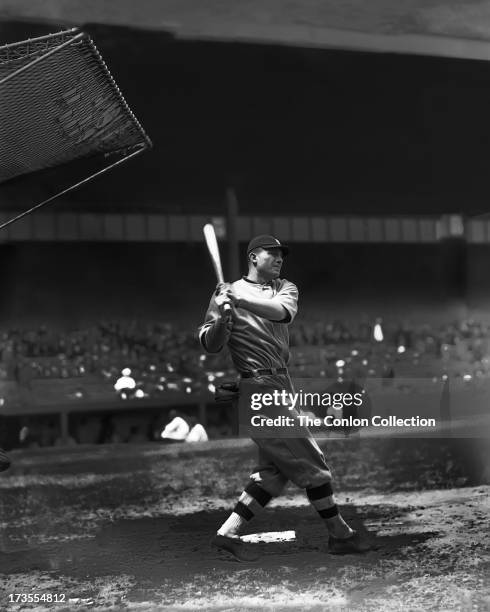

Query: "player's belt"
left=240, top=368, right=288, bottom=378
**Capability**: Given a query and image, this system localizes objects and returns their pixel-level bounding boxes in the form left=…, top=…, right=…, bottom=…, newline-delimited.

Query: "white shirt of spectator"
left=114, top=368, right=136, bottom=391
left=373, top=322, right=384, bottom=342
left=186, top=424, right=209, bottom=443
left=161, top=416, right=190, bottom=441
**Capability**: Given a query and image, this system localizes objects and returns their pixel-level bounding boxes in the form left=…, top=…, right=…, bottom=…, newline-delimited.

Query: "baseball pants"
left=240, top=373, right=332, bottom=495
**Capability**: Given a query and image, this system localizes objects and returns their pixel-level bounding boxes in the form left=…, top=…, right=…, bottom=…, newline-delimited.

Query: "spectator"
left=114, top=367, right=136, bottom=399
left=160, top=409, right=190, bottom=443
left=185, top=416, right=209, bottom=443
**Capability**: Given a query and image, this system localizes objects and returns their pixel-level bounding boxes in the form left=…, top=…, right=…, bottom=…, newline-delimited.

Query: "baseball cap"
left=246, top=235, right=289, bottom=256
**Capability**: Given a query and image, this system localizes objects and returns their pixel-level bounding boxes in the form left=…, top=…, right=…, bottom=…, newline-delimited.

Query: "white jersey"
left=186, top=424, right=209, bottom=443
left=160, top=416, right=190, bottom=441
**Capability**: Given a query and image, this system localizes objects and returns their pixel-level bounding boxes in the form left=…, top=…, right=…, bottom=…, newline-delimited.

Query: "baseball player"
left=199, top=235, right=369, bottom=561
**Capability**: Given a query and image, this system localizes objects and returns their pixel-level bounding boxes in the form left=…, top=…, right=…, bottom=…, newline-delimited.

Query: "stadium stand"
left=0, top=315, right=489, bottom=448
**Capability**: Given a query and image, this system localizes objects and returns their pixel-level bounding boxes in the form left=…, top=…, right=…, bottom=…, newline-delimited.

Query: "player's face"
left=255, top=247, right=284, bottom=279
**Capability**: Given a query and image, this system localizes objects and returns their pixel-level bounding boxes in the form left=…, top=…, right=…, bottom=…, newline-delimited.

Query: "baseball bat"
left=203, top=223, right=231, bottom=313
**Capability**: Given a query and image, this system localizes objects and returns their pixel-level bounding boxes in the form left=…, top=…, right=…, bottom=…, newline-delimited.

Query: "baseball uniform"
left=199, top=235, right=368, bottom=559
left=199, top=276, right=332, bottom=492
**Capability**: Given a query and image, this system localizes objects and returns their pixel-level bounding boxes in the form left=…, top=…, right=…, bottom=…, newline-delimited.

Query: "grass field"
left=0, top=437, right=489, bottom=611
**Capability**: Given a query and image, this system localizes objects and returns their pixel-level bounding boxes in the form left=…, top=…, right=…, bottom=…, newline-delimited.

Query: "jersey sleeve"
left=275, top=280, right=299, bottom=324
left=198, top=292, right=232, bottom=352
left=198, top=293, right=219, bottom=348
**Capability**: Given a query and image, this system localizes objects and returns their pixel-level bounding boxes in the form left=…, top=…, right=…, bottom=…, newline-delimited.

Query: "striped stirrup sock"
left=306, top=482, right=339, bottom=519
left=217, top=482, right=272, bottom=537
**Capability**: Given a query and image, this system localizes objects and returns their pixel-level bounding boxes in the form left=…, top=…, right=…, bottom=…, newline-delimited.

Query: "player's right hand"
left=215, top=287, right=233, bottom=318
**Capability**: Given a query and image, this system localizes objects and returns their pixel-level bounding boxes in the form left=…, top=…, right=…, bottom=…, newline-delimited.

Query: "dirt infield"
left=0, top=438, right=488, bottom=611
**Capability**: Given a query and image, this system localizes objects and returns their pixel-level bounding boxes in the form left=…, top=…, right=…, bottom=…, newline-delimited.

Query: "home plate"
left=241, top=530, right=296, bottom=543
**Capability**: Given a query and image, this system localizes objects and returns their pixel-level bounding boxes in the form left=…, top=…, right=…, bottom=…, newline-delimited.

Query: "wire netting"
left=0, top=29, right=151, bottom=184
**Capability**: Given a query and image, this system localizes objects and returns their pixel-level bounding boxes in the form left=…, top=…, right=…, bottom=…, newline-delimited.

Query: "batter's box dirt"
left=0, top=442, right=488, bottom=610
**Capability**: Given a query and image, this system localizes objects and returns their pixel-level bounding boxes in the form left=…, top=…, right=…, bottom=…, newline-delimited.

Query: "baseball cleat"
left=328, top=530, right=372, bottom=554
left=212, top=534, right=260, bottom=562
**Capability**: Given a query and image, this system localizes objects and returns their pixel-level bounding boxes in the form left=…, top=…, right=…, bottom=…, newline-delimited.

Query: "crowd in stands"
left=1, top=317, right=489, bottom=389
left=1, top=316, right=489, bottom=447
left=0, top=321, right=210, bottom=392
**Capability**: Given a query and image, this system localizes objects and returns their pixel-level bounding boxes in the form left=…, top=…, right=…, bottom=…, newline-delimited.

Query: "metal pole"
left=60, top=411, right=69, bottom=445
left=198, top=402, right=207, bottom=427
left=0, top=145, right=147, bottom=231
left=226, top=187, right=240, bottom=280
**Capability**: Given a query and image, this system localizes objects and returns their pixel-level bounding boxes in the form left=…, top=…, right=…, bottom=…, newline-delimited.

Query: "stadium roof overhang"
left=2, top=0, right=490, bottom=61
left=2, top=2, right=490, bottom=218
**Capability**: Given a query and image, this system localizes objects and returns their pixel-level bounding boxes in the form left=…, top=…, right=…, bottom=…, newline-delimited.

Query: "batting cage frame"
left=0, top=27, right=152, bottom=230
